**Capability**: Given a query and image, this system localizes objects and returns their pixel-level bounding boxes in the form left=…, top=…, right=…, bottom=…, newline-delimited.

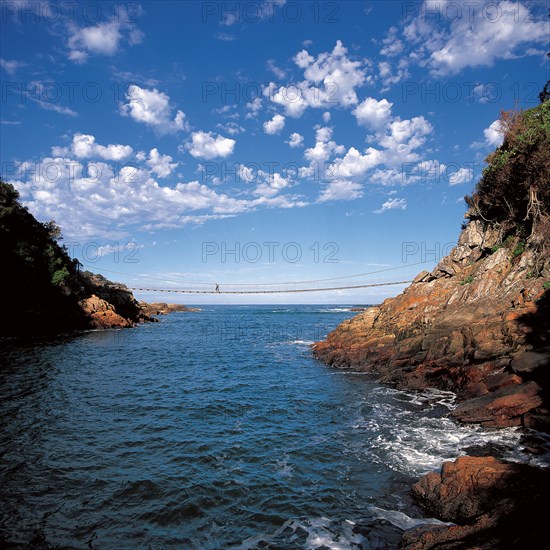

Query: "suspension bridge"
left=127, top=280, right=412, bottom=295
left=84, top=259, right=437, bottom=295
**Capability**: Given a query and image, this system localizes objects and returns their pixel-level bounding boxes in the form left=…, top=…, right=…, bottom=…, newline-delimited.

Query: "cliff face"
left=313, top=218, right=550, bottom=430
left=77, top=272, right=153, bottom=330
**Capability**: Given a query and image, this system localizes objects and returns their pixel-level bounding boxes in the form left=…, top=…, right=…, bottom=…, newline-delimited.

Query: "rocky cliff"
left=314, top=100, right=550, bottom=548
left=78, top=271, right=153, bottom=329
left=313, top=219, right=550, bottom=429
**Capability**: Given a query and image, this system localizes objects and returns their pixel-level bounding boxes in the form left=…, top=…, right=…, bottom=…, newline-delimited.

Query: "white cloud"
left=304, top=126, right=345, bottom=164
left=263, top=113, right=286, bottom=135
left=253, top=171, right=293, bottom=198
left=238, top=164, right=255, bottom=183
left=353, top=97, right=393, bottom=129
left=145, top=148, right=178, bottom=178
left=52, top=133, right=133, bottom=161
left=318, top=180, right=363, bottom=202
left=67, top=9, right=143, bottom=64
left=330, top=146, right=384, bottom=178
left=483, top=120, right=504, bottom=147
left=448, top=167, right=474, bottom=186
left=322, top=111, right=331, bottom=123
left=246, top=97, right=262, bottom=118
left=378, top=59, right=410, bottom=88
left=287, top=132, right=304, bottom=148
left=188, top=131, right=236, bottom=159
left=0, top=58, right=24, bottom=75
left=268, top=41, right=369, bottom=117
left=380, top=27, right=404, bottom=57
left=267, top=58, right=286, bottom=79
left=216, top=122, right=245, bottom=135
left=10, top=156, right=249, bottom=239
left=400, top=1, right=548, bottom=75
left=120, top=85, right=187, bottom=135
left=374, top=197, right=407, bottom=214
left=22, top=81, right=78, bottom=117
left=379, top=116, right=432, bottom=155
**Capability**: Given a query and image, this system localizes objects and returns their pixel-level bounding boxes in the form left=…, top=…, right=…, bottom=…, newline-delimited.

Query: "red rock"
left=313, top=218, right=550, bottom=428
left=402, top=456, right=550, bottom=549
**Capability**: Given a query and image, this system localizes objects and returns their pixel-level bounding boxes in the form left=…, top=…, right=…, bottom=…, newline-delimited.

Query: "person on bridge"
left=215, top=283, right=220, bottom=292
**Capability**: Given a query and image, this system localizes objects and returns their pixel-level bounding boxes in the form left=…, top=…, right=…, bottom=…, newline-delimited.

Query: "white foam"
left=239, top=516, right=366, bottom=550
left=369, top=506, right=454, bottom=531
left=351, top=387, right=524, bottom=476
left=289, top=340, right=315, bottom=346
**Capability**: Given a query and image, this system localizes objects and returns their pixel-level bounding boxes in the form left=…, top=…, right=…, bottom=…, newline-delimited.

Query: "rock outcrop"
left=313, top=219, right=550, bottom=429
left=139, top=302, right=200, bottom=316
left=78, top=272, right=152, bottom=329
left=400, top=456, right=550, bottom=549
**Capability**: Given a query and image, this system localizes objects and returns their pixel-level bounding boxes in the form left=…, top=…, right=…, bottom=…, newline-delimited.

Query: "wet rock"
left=401, top=456, right=550, bottom=549
left=451, top=381, right=543, bottom=427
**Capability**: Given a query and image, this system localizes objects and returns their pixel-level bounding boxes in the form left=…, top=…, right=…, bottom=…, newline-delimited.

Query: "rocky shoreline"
left=313, top=218, right=550, bottom=547
left=77, top=273, right=199, bottom=330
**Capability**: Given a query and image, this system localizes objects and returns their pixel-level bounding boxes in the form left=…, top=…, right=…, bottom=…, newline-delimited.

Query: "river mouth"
left=0, top=305, right=538, bottom=549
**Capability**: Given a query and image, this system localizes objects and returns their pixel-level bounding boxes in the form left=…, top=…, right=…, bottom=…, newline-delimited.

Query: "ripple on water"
left=0, top=305, right=545, bottom=548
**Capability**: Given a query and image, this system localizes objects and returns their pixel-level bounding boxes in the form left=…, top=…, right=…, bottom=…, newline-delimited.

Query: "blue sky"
left=1, top=0, right=548, bottom=303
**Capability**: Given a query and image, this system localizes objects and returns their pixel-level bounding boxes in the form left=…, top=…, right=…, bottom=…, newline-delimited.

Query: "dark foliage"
left=0, top=180, right=87, bottom=334
left=466, top=101, right=550, bottom=245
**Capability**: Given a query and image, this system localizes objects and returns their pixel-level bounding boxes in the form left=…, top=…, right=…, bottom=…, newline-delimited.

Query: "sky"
left=1, top=0, right=548, bottom=304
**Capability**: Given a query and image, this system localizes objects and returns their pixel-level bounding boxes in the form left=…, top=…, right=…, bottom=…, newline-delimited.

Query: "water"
left=0, top=305, right=533, bottom=548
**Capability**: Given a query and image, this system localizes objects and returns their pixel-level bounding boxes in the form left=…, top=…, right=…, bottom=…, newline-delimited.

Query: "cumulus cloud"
left=52, top=133, right=133, bottom=161
left=246, top=97, right=263, bottom=118
left=253, top=171, right=293, bottom=198
left=304, top=126, right=345, bottom=164
left=10, top=156, right=248, bottom=239
left=287, top=132, right=304, bottom=148
left=188, top=131, right=236, bottom=159
left=353, top=97, right=393, bottom=129
left=400, top=0, right=548, bottom=75
left=120, top=85, right=187, bottom=135
left=263, top=113, right=286, bottom=134
left=144, top=148, right=178, bottom=178
left=328, top=108, right=432, bottom=180
left=330, top=146, right=385, bottom=178
left=483, top=120, right=505, bottom=147
left=67, top=8, right=143, bottom=64
left=268, top=40, right=369, bottom=117
left=373, top=197, right=407, bottom=214
left=318, top=180, right=363, bottom=202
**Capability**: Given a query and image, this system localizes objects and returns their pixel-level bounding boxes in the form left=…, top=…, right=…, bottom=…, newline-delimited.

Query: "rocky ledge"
left=139, top=302, right=201, bottom=316
left=313, top=219, right=550, bottom=430
left=77, top=273, right=198, bottom=330
left=401, top=455, right=550, bottom=549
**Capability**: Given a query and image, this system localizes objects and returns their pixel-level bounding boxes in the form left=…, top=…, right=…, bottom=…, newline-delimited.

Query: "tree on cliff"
left=0, top=179, right=85, bottom=333
left=465, top=100, right=550, bottom=249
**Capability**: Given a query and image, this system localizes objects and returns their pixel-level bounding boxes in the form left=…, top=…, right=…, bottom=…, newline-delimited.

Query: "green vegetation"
left=512, top=241, right=526, bottom=257
left=0, top=179, right=85, bottom=333
left=461, top=275, right=475, bottom=285
left=544, top=281, right=550, bottom=291
left=466, top=101, right=550, bottom=247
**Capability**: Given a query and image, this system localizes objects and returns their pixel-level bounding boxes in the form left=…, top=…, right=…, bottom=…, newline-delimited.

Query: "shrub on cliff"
left=466, top=101, right=550, bottom=246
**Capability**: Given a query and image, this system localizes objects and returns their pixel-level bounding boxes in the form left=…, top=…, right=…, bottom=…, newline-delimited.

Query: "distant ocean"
left=0, top=306, right=530, bottom=548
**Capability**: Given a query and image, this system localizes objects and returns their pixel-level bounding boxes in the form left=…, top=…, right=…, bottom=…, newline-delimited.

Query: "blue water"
left=0, top=306, right=526, bottom=548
